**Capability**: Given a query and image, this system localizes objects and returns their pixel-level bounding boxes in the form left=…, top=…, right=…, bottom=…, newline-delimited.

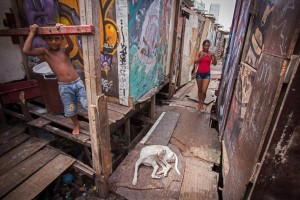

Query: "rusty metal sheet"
left=224, top=63, right=256, bottom=161
left=263, top=0, right=300, bottom=58
left=245, top=0, right=300, bottom=68
left=251, top=61, right=300, bottom=199
left=244, top=0, right=274, bottom=68
left=223, top=54, right=287, bottom=199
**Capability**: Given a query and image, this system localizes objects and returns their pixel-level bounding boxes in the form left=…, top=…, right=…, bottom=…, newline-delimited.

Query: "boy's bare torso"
left=43, top=48, right=78, bottom=83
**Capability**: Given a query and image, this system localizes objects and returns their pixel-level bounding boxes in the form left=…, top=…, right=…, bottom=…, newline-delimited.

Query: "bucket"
left=33, top=62, right=64, bottom=114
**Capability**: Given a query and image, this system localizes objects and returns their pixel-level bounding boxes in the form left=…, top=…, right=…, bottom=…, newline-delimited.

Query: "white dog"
left=132, top=145, right=180, bottom=185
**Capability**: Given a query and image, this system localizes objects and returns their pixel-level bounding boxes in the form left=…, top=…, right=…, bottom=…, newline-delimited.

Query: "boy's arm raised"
left=23, top=24, right=46, bottom=56
left=55, top=23, right=74, bottom=53
left=64, top=35, right=74, bottom=54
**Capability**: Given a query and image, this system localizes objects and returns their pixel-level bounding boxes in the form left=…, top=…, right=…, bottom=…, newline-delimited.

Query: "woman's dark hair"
left=202, top=39, right=211, bottom=46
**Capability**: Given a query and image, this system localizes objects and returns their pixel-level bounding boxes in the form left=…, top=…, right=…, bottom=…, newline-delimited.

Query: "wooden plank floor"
left=4, top=154, right=74, bottom=200
left=0, top=126, right=75, bottom=199
left=179, top=157, right=218, bottom=200
left=25, top=101, right=133, bottom=147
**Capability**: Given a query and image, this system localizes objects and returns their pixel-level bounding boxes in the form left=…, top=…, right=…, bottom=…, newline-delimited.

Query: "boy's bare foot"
left=72, top=125, right=80, bottom=135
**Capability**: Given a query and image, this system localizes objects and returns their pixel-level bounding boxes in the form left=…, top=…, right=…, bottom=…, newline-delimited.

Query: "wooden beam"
left=150, top=95, right=156, bottom=120
left=45, top=145, right=96, bottom=178
left=0, top=25, right=95, bottom=36
left=168, top=0, right=182, bottom=98
left=124, top=118, right=131, bottom=146
left=80, top=0, right=111, bottom=198
left=134, top=114, right=155, bottom=124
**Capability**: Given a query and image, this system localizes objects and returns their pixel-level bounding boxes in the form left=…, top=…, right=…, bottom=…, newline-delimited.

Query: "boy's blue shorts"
left=58, top=78, right=87, bottom=117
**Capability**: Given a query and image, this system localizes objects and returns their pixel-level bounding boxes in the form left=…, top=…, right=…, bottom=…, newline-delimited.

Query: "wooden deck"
left=2, top=100, right=132, bottom=148
left=0, top=125, right=76, bottom=199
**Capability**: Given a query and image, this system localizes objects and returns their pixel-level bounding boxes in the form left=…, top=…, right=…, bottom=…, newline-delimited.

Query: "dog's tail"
left=174, top=153, right=180, bottom=175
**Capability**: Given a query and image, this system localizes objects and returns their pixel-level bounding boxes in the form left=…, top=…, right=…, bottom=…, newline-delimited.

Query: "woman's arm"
left=210, top=51, right=217, bottom=65
left=194, top=51, right=206, bottom=64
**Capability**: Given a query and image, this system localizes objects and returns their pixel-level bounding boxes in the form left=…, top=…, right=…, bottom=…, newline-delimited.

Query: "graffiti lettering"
left=102, top=78, right=113, bottom=93
left=116, top=0, right=129, bottom=105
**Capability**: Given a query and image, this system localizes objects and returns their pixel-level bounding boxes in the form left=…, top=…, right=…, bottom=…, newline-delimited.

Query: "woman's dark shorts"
left=196, top=72, right=211, bottom=80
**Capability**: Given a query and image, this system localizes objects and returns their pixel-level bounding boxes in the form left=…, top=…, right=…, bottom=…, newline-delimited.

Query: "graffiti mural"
left=245, top=0, right=274, bottom=69
left=99, top=0, right=120, bottom=76
left=99, top=0, right=120, bottom=95
left=217, top=0, right=251, bottom=131
left=18, top=0, right=120, bottom=96
left=128, top=0, right=173, bottom=101
left=18, top=0, right=83, bottom=68
left=224, top=64, right=256, bottom=161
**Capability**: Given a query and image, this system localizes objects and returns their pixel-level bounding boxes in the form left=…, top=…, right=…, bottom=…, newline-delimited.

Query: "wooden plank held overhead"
left=0, top=25, right=95, bottom=36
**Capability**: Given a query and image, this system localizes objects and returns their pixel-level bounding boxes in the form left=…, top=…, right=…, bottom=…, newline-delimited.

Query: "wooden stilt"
left=19, top=92, right=35, bottom=136
left=150, top=95, right=156, bottom=120
left=0, top=103, right=6, bottom=124
left=124, top=119, right=131, bottom=146
left=79, top=0, right=111, bottom=198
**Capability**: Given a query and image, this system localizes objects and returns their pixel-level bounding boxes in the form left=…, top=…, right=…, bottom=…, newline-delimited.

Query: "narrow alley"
left=0, top=0, right=299, bottom=200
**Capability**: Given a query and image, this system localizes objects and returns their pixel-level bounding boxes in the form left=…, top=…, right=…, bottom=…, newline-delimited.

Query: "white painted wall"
left=180, top=13, right=199, bottom=86
left=0, top=1, right=25, bottom=84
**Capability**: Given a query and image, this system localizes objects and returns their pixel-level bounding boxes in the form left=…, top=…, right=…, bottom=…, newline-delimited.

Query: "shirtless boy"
left=23, top=24, right=87, bottom=135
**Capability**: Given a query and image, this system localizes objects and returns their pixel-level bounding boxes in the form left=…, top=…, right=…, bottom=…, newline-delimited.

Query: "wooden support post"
left=19, top=91, right=35, bottom=136
left=0, top=25, right=95, bottom=36
left=79, top=0, right=111, bottom=198
left=124, top=118, right=131, bottom=146
left=168, top=0, right=182, bottom=98
left=150, top=95, right=156, bottom=120
left=0, top=103, right=6, bottom=124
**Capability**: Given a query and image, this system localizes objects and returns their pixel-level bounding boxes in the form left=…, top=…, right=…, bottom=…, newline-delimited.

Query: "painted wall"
left=0, top=1, right=25, bottom=84
left=128, top=0, right=173, bottom=101
left=216, top=0, right=300, bottom=198
left=180, top=11, right=203, bottom=86
left=17, top=0, right=120, bottom=97
left=200, top=17, right=211, bottom=49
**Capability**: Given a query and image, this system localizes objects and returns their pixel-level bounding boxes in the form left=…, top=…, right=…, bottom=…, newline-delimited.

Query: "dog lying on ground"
left=132, top=145, right=180, bottom=185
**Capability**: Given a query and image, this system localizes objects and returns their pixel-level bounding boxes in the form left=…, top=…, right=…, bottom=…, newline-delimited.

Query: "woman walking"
left=194, top=40, right=217, bottom=111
